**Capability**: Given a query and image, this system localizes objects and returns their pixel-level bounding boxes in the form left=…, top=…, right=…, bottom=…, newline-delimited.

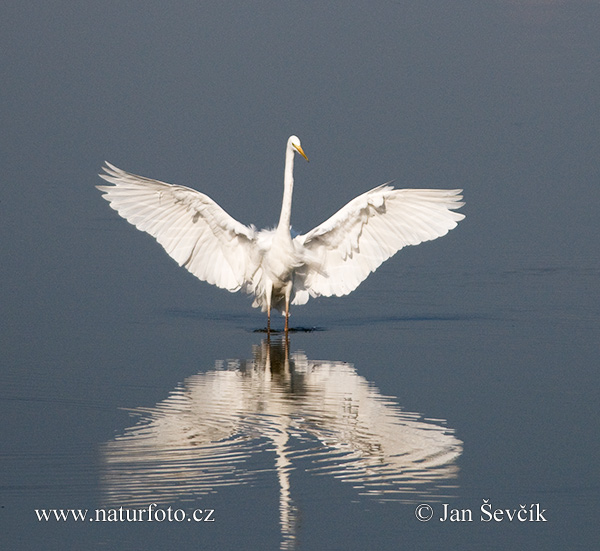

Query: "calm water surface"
left=2, top=1, right=599, bottom=549
left=2, top=258, right=598, bottom=550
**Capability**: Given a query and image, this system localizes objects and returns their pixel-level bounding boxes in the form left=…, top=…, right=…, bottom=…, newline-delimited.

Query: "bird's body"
left=98, top=136, right=464, bottom=332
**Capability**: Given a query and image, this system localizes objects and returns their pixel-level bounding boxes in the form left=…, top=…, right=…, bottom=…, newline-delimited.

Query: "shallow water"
left=2, top=256, right=598, bottom=549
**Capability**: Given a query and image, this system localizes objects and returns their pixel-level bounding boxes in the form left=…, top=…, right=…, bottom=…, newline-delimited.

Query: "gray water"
left=2, top=1, right=599, bottom=549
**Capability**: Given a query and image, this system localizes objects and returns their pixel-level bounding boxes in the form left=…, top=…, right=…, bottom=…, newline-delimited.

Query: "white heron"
left=97, top=135, right=464, bottom=332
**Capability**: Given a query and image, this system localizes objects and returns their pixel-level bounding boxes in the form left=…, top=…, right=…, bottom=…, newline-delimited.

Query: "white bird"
left=97, top=136, right=464, bottom=332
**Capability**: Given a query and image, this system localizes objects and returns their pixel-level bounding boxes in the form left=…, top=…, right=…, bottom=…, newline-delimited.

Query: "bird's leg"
left=284, top=281, right=292, bottom=334
left=266, top=282, right=272, bottom=334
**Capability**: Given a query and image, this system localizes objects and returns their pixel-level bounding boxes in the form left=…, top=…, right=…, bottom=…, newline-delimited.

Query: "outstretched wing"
left=294, top=185, right=464, bottom=298
left=97, top=162, right=257, bottom=292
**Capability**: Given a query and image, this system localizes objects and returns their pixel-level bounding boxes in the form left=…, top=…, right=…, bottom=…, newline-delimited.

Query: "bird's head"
left=289, top=135, right=309, bottom=162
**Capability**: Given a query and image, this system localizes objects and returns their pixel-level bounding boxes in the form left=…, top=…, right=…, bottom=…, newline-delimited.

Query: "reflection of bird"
left=101, top=337, right=462, bottom=517
left=98, top=136, right=464, bottom=331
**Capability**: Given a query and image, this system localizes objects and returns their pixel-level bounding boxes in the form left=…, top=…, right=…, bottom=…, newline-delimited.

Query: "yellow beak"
left=293, top=144, right=309, bottom=162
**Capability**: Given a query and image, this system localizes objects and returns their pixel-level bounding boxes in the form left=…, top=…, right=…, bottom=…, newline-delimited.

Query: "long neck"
left=276, top=144, right=295, bottom=233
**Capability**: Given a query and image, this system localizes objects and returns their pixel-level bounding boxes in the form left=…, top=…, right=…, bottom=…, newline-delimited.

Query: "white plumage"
left=97, top=135, right=465, bottom=331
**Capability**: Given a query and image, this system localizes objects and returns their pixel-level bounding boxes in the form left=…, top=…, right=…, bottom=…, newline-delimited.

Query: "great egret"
left=97, top=135, right=464, bottom=332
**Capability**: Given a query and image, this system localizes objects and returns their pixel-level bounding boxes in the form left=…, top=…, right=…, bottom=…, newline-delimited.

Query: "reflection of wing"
left=272, top=345, right=461, bottom=496
left=102, top=340, right=461, bottom=508
left=101, top=370, right=266, bottom=507
left=280, top=354, right=461, bottom=497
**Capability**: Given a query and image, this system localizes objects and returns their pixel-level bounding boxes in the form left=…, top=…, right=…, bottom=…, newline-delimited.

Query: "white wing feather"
left=97, top=162, right=257, bottom=292
left=293, top=185, right=465, bottom=298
